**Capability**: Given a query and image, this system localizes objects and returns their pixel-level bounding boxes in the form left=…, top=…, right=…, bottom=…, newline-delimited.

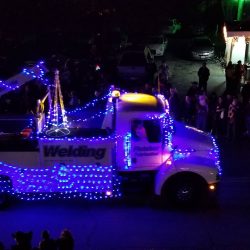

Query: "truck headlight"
left=209, top=184, right=216, bottom=190
left=165, top=156, right=173, bottom=166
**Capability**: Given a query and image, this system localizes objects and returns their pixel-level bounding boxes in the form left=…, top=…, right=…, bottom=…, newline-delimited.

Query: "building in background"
left=224, top=22, right=250, bottom=65
left=223, top=1, right=250, bottom=66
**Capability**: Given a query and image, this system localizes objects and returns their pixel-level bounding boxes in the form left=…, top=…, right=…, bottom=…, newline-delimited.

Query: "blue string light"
left=123, top=133, right=132, bottom=169
left=67, top=91, right=112, bottom=115
left=68, top=107, right=114, bottom=126
left=0, top=161, right=121, bottom=201
left=0, top=61, right=49, bottom=93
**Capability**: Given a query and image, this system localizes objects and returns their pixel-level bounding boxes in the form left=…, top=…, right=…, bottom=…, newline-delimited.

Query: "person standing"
left=234, top=60, right=245, bottom=96
left=213, top=96, right=226, bottom=137
left=39, top=230, right=56, bottom=250
left=241, top=80, right=250, bottom=107
left=227, top=97, right=240, bottom=141
left=169, top=87, right=181, bottom=121
left=225, top=61, right=235, bottom=94
left=244, top=99, right=250, bottom=137
left=184, top=95, right=196, bottom=126
left=144, top=45, right=154, bottom=63
left=198, top=62, right=210, bottom=92
left=57, top=229, right=74, bottom=250
left=196, top=94, right=209, bottom=131
left=158, top=60, right=169, bottom=85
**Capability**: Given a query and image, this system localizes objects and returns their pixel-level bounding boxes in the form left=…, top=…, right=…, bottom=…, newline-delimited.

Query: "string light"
left=180, top=125, right=222, bottom=175
left=68, top=107, right=114, bottom=126
left=123, top=133, right=132, bottom=169
left=0, top=161, right=121, bottom=201
left=0, top=61, right=49, bottom=93
left=67, top=90, right=112, bottom=115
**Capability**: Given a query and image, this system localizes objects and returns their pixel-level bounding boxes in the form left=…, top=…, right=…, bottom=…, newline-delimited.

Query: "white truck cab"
left=0, top=88, right=221, bottom=208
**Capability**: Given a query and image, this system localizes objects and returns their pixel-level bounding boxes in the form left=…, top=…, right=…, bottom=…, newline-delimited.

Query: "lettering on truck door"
left=131, top=119, right=162, bottom=169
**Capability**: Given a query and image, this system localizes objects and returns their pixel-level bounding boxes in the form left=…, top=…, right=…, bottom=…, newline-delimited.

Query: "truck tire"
left=162, top=174, right=207, bottom=208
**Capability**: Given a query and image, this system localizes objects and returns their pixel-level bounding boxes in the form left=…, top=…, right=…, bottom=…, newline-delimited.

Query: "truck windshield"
left=131, top=119, right=161, bottom=143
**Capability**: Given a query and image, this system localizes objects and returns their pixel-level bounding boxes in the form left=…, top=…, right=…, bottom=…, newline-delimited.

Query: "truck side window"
left=144, top=120, right=161, bottom=142
left=131, top=120, right=148, bottom=142
left=131, top=120, right=161, bottom=143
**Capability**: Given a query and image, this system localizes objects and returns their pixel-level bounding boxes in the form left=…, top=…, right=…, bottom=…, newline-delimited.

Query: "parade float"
left=0, top=62, right=221, bottom=208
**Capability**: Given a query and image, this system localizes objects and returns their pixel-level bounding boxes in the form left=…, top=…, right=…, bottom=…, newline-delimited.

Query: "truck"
left=0, top=71, right=221, bottom=208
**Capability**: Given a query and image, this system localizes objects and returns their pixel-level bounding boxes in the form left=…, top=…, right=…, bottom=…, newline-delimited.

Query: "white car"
left=146, top=35, right=167, bottom=57
left=117, top=50, right=147, bottom=82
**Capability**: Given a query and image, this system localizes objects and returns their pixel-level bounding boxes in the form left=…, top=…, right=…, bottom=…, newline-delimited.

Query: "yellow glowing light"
left=166, top=159, right=172, bottom=166
left=209, top=185, right=216, bottom=191
left=120, top=93, right=157, bottom=106
left=112, top=90, right=120, bottom=98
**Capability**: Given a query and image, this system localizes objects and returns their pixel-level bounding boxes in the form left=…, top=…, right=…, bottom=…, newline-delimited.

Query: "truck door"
left=130, top=119, right=163, bottom=170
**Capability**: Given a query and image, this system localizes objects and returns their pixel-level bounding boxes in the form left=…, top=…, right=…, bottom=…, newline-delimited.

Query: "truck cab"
left=103, top=91, right=221, bottom=206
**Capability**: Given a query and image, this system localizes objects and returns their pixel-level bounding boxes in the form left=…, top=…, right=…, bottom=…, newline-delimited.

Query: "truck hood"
left=171, top=121, right=214, bottom=151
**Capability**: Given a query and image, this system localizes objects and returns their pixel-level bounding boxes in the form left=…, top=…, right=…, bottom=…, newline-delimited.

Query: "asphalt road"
left=0, top=136, right=250, bottom=250
left=160, top=36, right=226, bottom=98
left=0, top=178, right=250, bottom=250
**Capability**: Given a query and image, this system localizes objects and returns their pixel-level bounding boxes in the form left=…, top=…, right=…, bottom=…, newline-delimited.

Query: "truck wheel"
left=163, top=176, right=206, bottom=208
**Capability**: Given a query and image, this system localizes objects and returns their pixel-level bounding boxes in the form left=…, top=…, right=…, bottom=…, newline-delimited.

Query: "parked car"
left=162, top=18, right=182, bottom=35
left=188, top=37, right=215, bottom=60
left=145, top=35, right=167, bottom=57
left=117, top=50, right=148, bottom=83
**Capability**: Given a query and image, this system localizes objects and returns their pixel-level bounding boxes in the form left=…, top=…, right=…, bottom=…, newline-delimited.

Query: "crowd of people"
left=0, top=229, right=74, bottom=250
left=139, top=60, right=250, bottom=141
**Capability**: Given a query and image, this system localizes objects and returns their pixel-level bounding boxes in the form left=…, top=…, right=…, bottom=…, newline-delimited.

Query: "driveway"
left=159, top=37, right=226, bottom=97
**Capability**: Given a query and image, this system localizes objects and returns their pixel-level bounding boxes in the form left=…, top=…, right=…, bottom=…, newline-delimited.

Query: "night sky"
left=0, top=0, right=223, bottom=37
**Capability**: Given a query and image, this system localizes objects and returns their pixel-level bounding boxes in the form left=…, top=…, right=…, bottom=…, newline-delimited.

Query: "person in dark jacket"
left=234, top=60, right=245, bottom=95
left=198, top=62, right=210, bottom=92
left=39, top=230, right=56, bottom=250
left=241, top=81, right=250, bottom=107
left=169, top=87, right=181, bottom=120
left=225, top=61, right=235, bottom=94
left=11, top=231, right=33, bottom=250
left=57, top=229, right=74, bottom=250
